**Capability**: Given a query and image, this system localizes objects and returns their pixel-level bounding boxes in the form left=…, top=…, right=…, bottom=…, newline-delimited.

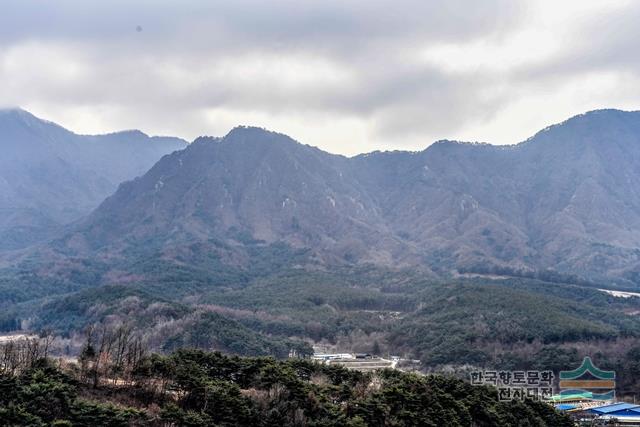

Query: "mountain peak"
left=518, top=108, right=640, bottom=149
left=221, top=126, right=302, bottom=153
left=224, top=125, right=286, bottom=140
left=191, top=135, right=219, bottom=145
left=109, top=129, right=149, bottom=138
left=0, top=108, right=70, bottom=139
left=0, top=107, right=43, bottom=124
left=559, top=108, right=639, bottom=127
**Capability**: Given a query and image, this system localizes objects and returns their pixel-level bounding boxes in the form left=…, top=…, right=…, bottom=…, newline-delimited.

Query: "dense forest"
left=3, top=266, right=640, bottom=397
left=0, top=338, right=573, bottom=427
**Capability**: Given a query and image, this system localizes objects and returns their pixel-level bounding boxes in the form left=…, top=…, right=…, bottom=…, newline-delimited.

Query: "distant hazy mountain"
left=352, top=109, right=640, bottom=282
left=48, top=109, right=640, bottom=285
left=0, top=109, right=186, bottom=250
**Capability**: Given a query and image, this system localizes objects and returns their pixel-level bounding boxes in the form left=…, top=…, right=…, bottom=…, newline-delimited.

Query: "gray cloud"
left=509, top=4, right=640, bottom=79
left=0, top=1, right=521, bottom=48
left=1, top=1, right=639, bottom=154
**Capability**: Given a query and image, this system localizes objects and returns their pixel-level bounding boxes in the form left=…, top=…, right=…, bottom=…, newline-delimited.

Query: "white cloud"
left=1, top=1, right=640, bottom=154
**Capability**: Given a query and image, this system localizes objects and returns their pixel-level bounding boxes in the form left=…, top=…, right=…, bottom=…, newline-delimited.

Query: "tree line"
left=0, top=332, right=573, bottom=426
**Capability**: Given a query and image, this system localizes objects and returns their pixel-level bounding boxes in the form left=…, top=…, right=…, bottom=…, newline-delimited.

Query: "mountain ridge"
left=4, top=108, right=640, bottom=287
left=27, top=108, right=638, bottom=287
left=0, top=109, right=187, bottom=250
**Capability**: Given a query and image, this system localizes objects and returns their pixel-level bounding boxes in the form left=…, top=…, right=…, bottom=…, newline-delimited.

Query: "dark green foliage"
left=27, top=284, right=313, bottom=359
left=138, top=349, right=571, bottom=427
left=68, top=400, right=147, bottom=427
left=162, top=311, right=312, bottom=358
left=0, top=359, right=146, bottom=426
left=0, top=271, right=85, bottom=308
left=9, top=267, right=640, bottom=385
left=0, top=350, right=574, bottom=425
left=6, top=265, right=640, bottom=397
left=31, top=285, right=189, bottom=334
left=389, top=279, right=640, bottom=367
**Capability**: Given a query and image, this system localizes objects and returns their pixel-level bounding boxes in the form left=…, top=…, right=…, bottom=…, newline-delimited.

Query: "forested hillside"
left=4, top=267, right=640, bottom=397
left=0, top=345, right=573, bottom=426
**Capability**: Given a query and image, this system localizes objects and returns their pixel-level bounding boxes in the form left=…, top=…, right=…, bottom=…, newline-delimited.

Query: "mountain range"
left=0, top=108, right=186, bottom=250
left=5, top=108, right=640, bottom=408
left=2, top=108, right=640, bottom=286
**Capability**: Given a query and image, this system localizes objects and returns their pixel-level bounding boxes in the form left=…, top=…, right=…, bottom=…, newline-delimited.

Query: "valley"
left=2, top=109, right=640, bottom=424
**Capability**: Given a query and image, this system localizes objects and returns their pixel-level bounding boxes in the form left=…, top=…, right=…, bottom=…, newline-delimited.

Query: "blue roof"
left=556, top=404, right=577, bottom=411
left=590, top=403, right=640, bottom=414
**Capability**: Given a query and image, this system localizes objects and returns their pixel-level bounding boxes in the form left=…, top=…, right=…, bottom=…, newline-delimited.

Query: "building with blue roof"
left=587, top=403, right=640, bottom=426
left=590, top=402, right=640, bottom=415
left=555, top=403, right=577, bottom=411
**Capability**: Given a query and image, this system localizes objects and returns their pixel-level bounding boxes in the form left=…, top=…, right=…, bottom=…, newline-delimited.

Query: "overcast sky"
left=2, top=0, right=640, bottom=155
